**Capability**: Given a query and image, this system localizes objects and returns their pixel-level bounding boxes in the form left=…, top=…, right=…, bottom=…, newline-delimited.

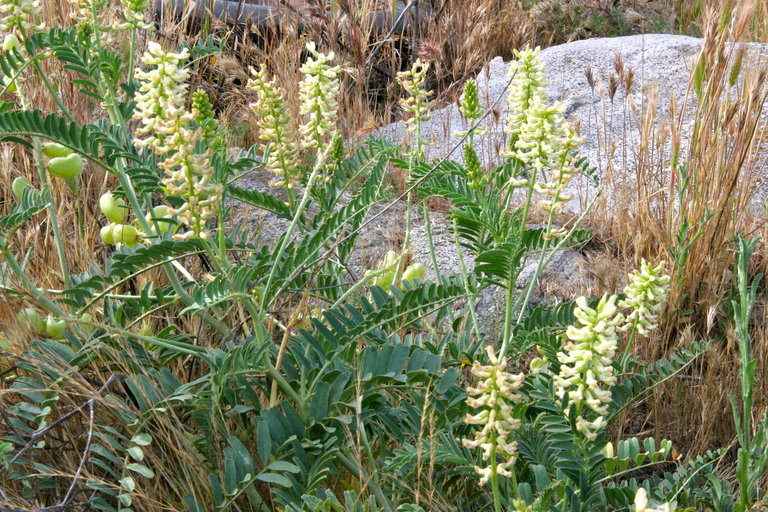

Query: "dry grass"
left=587, top=3, right=768, bottom=452
left=2, top=0, right=768, bottom=509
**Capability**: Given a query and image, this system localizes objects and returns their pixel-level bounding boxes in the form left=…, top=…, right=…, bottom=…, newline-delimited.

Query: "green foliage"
left=0, top=14, right=763, bottom=512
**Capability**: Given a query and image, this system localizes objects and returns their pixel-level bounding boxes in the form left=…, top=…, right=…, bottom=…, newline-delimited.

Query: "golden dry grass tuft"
left=2, top=0, right=768, bottom=509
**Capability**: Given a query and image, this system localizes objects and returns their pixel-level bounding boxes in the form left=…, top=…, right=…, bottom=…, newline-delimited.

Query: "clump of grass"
left=589, top=3, right=768, bottom=453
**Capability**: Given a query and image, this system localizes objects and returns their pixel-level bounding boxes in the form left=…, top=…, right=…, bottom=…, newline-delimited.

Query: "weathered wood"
left=157, top=0, right=421, bottom=35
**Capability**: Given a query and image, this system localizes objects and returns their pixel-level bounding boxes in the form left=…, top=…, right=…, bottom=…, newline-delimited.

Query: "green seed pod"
left=2, top=75, right=16, bottom=93
left=17, top=307, right=45, bottom=333
left=47, top=153, right=84, bottom=179
left=381, top=250, right=399, bottom=270
left=374, top=269, right=395, bottom=288
left=44, top=316, right=67, bottom=339
left=78, top=313, right=94, bottom=333
left=112, top=224, right=139, bottom=246
left=11, top=176, right=31, bottom=199
left=99, top=192, right=127, bottom=224
left=100, top=224, right=116, bottom=244
left=401, top=263, right=426, bottom=286
left=145, top=205, right=174, bottom=234
left=3, top=34, right=20, bottom=52
left=42, top=143, right=73, bottom=159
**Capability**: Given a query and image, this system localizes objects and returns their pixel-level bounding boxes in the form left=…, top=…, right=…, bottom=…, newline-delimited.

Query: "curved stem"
left=12, top=67, right=71, bottom=288
left=260, top=146, right=331, bottom=317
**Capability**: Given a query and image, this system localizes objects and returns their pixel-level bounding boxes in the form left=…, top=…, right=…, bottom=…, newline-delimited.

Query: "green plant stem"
left=31, top=60, right=77, bottom=124
left=619, top=328, right=638, bottom=373
left=395, top=123, right=422, bottom=285
left=260, top=146, right=331, bottom=317
left=499, top=191, right=600, bottom=359
left=12, top=76, right=71, bottom=288
left=489, top=434, right=502, bottom=512
left=452, top=217, right=481, bottom=341
left=0, top=240, right=65, bottom=317
left=395, top=190, right=414, bottom=286
left=331, top=265, right=393, bottom=308
left=336, top=451, right=394, bottom=512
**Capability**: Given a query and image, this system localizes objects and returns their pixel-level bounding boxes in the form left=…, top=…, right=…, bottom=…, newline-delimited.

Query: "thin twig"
left=1, top=375, right=118, bottom=476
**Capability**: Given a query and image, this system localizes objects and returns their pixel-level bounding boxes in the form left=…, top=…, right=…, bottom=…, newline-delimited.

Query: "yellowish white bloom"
left=620, top=260, right=671, bottom=336
left=133, top=42, right=221, bottom=240
left=462, top=345, right=525, bottom=485
left=555, top=294, right=624, bottom=440
left=634, top=488, right=674, bottom=512
left=112, top=0, right=153, bottom=30
left=68, top=0, right=107, bottom=23
left=299, top=42, right=340, bottom=150
left=502, top=46, right=585, bottom=238
left=397, top=59, right=433, bottom=134
left=0, top=0, right=43, bottom=34
left=133, top=42, right=191, bottom=151
left=504, top=46, right=547, bottom=151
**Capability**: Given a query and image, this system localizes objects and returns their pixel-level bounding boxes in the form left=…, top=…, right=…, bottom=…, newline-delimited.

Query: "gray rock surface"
left=378, top=34, right=768, bottom=212
left=238, top=35, right=768, bottom=335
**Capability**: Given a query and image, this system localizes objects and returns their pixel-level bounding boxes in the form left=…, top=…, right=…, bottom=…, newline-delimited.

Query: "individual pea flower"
left=455, top=78, right=488, bottom=138
left=462, top=345, right=525, bottom=485
left=299, top=42, right=340, bottom=151
left=397, top=59, right=433, bottom=133
left=0, top=0, right=44, bottom=35
left=248, top=64, right=301, bottom=188
left=620, top=260, right=671, bottom=336
left=634, top=488, right=674, bottom=512
left=503, top=46, right=548, bottom=153
left=554, top=294, right=624, bottom=440
left=132, top=42, right=191, bottom=152
left=542, top=227, right=568, bottom=240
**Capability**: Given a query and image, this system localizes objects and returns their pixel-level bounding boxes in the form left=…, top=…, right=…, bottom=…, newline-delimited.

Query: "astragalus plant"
left=0, top=4, right=765, bottom=512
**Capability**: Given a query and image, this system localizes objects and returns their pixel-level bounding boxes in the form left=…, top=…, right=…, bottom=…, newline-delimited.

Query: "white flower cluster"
left=248, top=65, right=300, bottom=188
left=554, top=294, right=624, bottom=440
left=462, top=345, right=525, bottom=485
left=503, top=46, right=585, bottom=239
left=113, top=0, right=153, bottom=30
left=132, top=42, right=221, bottom=240
left=68, top=0, right=107, bottom=23
left=504, top=47, right=547, bottom=149
left=133, top=42, right=191, bottom=150
left=634, top=488, right=674, bottom=512
left=0, top=0, right=43, bottom=35
left=397, top=59, right=433, bottom=134
left=299, top=42, right=340, bottom=150
left=620, top=259, right=671, bottom=335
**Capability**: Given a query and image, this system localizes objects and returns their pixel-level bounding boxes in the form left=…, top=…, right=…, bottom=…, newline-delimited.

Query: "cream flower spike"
left=554, top=294, right=624, bottom=440
left=0, top=0, right=44, bottom=34
left=620, top=260, right=671, bottom=335
left=248, top=65, right=300, bottom=188
left=397, top=59, right=433, bottom=134
left=462, top=345, right=525, bottom=485
left=504, top=46, right=547, bottom=152
left=133, top=42, right=221, bottom=240
left=298, top=42, right=340, bottom=151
